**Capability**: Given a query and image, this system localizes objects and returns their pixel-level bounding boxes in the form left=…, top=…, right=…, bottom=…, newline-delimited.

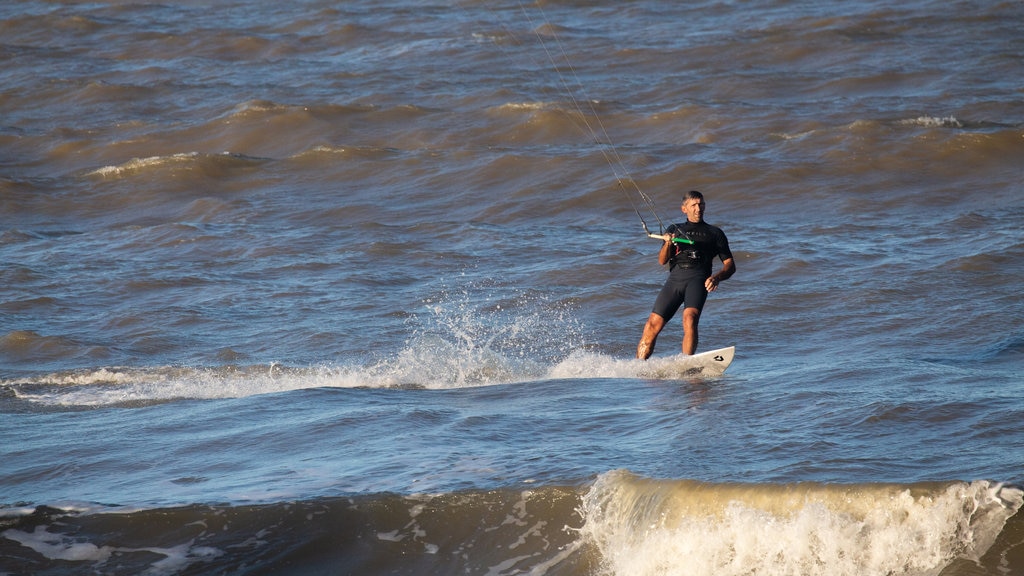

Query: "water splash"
left=1, top=285, right=594, bottom=406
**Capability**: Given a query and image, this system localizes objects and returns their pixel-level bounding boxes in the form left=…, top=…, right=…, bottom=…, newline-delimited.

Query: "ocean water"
left=2, top=0, right=1023, bottom=574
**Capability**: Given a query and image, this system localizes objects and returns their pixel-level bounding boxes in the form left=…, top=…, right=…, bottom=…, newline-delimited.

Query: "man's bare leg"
left=681, top=307, right=701, bottom=355
left=637, top=312, right=666, bottom=359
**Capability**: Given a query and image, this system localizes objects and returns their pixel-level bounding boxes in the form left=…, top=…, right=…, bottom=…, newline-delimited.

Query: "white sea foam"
left=580, top=470, right=1023, bottom=576
left=87, top=152, right=199, bottom=177
left=899, top=116, right=963, bottom=128
left=2, top=525, right=113, bottom=563
left=1, top=526, right=222, bottom=575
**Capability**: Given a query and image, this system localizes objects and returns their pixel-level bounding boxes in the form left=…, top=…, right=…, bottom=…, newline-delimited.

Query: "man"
left=637, top=190, right=735, bottom=359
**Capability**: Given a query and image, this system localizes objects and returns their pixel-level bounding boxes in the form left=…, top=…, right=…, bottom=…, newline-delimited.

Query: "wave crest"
left=580, top=470, right=1023, bottom=576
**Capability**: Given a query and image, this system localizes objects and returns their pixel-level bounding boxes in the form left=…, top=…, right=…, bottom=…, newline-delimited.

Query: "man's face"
left=682, top=197, right=706, bottom=223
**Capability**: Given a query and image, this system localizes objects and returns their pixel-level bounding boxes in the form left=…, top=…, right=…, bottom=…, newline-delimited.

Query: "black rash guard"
left=664, top=221, right=732, bottom=278
left=651, top=221, right=733, bottom=320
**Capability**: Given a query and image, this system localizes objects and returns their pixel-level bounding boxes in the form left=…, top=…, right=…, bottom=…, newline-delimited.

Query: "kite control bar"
left=643, top=223, right=695, bottom=245
left=638, top=227, right=696, bottom=242
left=655, top=235, right=694, bottom=245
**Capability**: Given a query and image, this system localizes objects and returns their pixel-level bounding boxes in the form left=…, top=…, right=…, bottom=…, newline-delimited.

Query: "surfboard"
left=637, top=346, right=735, bottom=378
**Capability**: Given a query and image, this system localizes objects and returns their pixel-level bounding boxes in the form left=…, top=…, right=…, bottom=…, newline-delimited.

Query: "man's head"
left=681, top=190, right=706, bottom=223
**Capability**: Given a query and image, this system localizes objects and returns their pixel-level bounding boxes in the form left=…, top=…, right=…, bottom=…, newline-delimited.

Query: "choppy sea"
left=2, top=1, right=1022, bottom=574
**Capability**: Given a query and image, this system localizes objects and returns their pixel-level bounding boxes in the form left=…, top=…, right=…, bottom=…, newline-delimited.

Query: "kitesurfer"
left=637, top=190, right=735, bottom=359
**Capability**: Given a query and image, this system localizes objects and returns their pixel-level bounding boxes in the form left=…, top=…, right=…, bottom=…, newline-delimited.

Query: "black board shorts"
left=651, top=272, right=709, bottom=321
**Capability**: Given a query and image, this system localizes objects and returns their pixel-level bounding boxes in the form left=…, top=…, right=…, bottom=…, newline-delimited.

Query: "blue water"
left=1, top=0, right=1022, bottom=574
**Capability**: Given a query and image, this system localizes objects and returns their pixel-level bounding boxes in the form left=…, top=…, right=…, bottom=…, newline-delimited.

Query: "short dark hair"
left=684, top=190, right=704, bottom=201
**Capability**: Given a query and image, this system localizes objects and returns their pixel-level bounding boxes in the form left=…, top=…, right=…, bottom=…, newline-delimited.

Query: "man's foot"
left=636, top=340, right=653, bottom=360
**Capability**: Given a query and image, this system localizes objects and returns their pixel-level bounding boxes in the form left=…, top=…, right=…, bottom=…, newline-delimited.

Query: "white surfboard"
left=636, top=346, right=735, bottom=378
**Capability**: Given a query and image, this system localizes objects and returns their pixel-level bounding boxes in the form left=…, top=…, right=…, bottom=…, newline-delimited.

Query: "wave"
left=581, top=470, right=1023, bottom=576
left=85, top=151, right=269, bottom=179
left=2, top=472, right=1020, bottom=576
left=85, top=152, right=201, bottom=178
left=0, top=331, right=111, bottom=370
left=898, top=116, right=964, bottom=129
